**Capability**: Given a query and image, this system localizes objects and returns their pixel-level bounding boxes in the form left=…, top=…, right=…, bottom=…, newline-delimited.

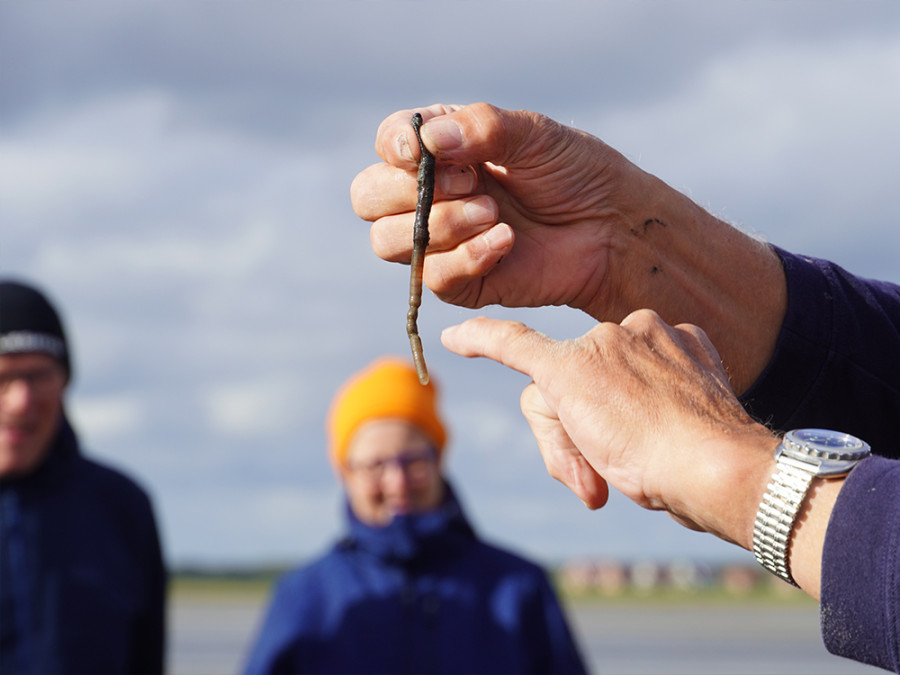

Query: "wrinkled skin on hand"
left=351, top=102, right=653, bottom=320
left=351, top=102, right=787, bottom=396
left=441, top=309, right=777, bottom=549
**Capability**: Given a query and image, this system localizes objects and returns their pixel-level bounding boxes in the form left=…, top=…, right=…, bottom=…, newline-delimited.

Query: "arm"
left=440, top=311, right=843, bottom=600
left=132, top=507, right=167, bottom=675
left=355, top=103, right=900, bottom=669
left=352, top=103, right=786, bottom=394
left=820, top=455, right=900, bottom=671
left=740, top=248, right=900, bottom=458
left=443, top=312, right=900, bottom=670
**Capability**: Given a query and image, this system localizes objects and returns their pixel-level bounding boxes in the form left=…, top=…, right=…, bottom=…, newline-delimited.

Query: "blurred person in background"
left=243, top=356, right=586, bottom=675
left=0, top=279, right=166, bottom=674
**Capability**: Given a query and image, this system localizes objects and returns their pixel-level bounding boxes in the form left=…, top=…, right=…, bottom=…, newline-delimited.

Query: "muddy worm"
left=407, top=112, right=434, bottom=385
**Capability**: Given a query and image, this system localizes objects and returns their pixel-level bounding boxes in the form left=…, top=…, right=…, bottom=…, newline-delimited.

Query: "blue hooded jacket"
left=243, top=485, right=586, bottom=674
left=0, top=416, right=166, bottom=674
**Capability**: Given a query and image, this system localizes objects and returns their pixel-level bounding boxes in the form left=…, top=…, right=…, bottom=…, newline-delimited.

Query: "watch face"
left=793, top=428, right=864, bottom=450
left=782, top=429, right=871, bottom=476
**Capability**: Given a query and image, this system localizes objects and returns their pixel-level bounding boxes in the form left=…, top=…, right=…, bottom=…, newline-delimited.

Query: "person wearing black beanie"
left=0, top=280, right=72, bottom=477
left=0, top=278, right=166, bottom=673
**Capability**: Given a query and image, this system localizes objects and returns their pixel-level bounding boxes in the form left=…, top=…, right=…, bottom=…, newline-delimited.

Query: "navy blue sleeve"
left=740, top=247, right=900, bottom=458
left=127, top=490, right=167, bottom=675
left=820, top=455, right=900, bottom=672
left=76, top=460, right=168, bottom=675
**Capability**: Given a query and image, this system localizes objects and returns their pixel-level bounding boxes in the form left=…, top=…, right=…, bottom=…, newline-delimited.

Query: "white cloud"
left=162, top=482, right=341, bottom=565
left=203, top=376, right=314, bottom=438
left=68, top=393, right=144, bottom=442
left=0, top=142, right=139, bottom=220
left=584, top=30, right=900, bottom=281
left=597, top=32, right=900, bottom=174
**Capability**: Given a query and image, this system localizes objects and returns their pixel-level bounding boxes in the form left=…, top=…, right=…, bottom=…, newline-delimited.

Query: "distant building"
left=629, top=560, right=663, bottom=593
left=668, top=559, right=713, bottom=591
left=720, top=564, right=760, bottom=594
left=557, top=558, right=789, bottom=596
left=559, top=559, right=597, bottom=594
left=559, top=558, right=628, bottom=596
left=593, top=561, right=628, bottom=596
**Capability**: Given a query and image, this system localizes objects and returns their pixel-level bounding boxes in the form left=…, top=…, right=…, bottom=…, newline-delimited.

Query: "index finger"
left=440, top=316, right=557, bottom=383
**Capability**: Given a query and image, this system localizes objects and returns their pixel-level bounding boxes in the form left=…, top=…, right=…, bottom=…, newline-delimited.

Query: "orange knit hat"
left=327, top=356, right=447, bottom=468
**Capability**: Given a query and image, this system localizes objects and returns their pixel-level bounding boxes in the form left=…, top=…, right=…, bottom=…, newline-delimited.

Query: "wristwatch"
left=752, top=428, right=870, bottom=586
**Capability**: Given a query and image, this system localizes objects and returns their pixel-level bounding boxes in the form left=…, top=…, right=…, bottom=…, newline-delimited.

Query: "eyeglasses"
left=0, top=366, right=65, bottom=397
left=348, top=447, right=437, bottom=483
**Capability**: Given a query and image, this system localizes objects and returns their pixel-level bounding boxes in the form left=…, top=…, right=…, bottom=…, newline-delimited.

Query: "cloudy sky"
left=3, top=1, right=899, bottom=569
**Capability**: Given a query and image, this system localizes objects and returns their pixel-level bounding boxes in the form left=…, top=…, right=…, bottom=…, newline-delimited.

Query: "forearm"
left=685, top=429, right=841, bottom=602
left=592, top=168, right=787, bottom=395
left=788, top=476, right=844, bottom=600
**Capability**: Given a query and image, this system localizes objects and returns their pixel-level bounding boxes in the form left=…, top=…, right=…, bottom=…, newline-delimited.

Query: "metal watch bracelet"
left=752, top=456, right=815, bottom=587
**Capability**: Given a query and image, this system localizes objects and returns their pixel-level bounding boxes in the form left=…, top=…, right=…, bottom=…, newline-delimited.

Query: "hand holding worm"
left=353, top=103, right=786, bottom=395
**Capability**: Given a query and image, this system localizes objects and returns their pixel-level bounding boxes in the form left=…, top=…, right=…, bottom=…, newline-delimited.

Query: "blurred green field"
left=169, top=568, right=815, bottom=607
left=169, top=569, right=279, bottom=601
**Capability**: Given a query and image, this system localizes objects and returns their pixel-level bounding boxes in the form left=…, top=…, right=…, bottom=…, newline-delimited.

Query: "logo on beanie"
left=0, top=331, right=66, bottom=359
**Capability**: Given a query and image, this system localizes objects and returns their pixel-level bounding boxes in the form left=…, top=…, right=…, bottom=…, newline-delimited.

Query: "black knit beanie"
left=0, top=279, right=72, bottom=380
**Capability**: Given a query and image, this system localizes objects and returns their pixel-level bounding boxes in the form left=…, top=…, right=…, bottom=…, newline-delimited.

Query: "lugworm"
left=407, top=112, right=434, bottom=385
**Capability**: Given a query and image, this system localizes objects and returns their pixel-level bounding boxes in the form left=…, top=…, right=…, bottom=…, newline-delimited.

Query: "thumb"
left=443, top=317, right=610, bottom=510
left=521, top=383, right=610, bottom=510
left=421, top=103, right=571, bottom=167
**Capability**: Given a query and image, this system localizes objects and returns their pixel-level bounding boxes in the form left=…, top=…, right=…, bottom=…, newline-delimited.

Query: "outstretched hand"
left=441, top=310, right=777, bottom=549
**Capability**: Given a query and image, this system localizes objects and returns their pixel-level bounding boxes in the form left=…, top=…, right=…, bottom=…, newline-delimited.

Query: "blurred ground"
left=167, top=580, right=883, bottom=674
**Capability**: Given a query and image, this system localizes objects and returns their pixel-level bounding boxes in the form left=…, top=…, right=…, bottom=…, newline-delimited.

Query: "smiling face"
left=0, top=352, right=66, bottom=478
left=340, top=418, right=445, bottom=527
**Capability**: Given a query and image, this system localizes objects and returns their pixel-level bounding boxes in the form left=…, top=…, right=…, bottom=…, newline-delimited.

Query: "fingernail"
left=441, top=166, right=476, bottom=196
left=483, top=223, right=513, bottom=251
left=462, top=196, right=497, bottom=226
left=423, top=119, right=463, bottom=152
left=441, top=324, right=460, bottom=341
left=397, top=130, right=416, bottom=162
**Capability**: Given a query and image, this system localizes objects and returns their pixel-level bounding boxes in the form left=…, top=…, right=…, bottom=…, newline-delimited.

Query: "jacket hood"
left=341, top=482, right=476, bottom=567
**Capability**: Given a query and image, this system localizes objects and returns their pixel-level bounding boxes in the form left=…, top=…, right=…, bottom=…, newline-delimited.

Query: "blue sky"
left=2, top=1, right=899, bottom=568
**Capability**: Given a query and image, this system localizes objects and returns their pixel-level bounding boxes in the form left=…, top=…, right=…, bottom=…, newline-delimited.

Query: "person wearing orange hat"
left=243, top=357, right=586, bottom=675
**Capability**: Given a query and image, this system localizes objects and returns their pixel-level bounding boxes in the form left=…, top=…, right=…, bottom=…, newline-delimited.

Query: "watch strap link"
left=752, top=457, right=815, bottom=587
